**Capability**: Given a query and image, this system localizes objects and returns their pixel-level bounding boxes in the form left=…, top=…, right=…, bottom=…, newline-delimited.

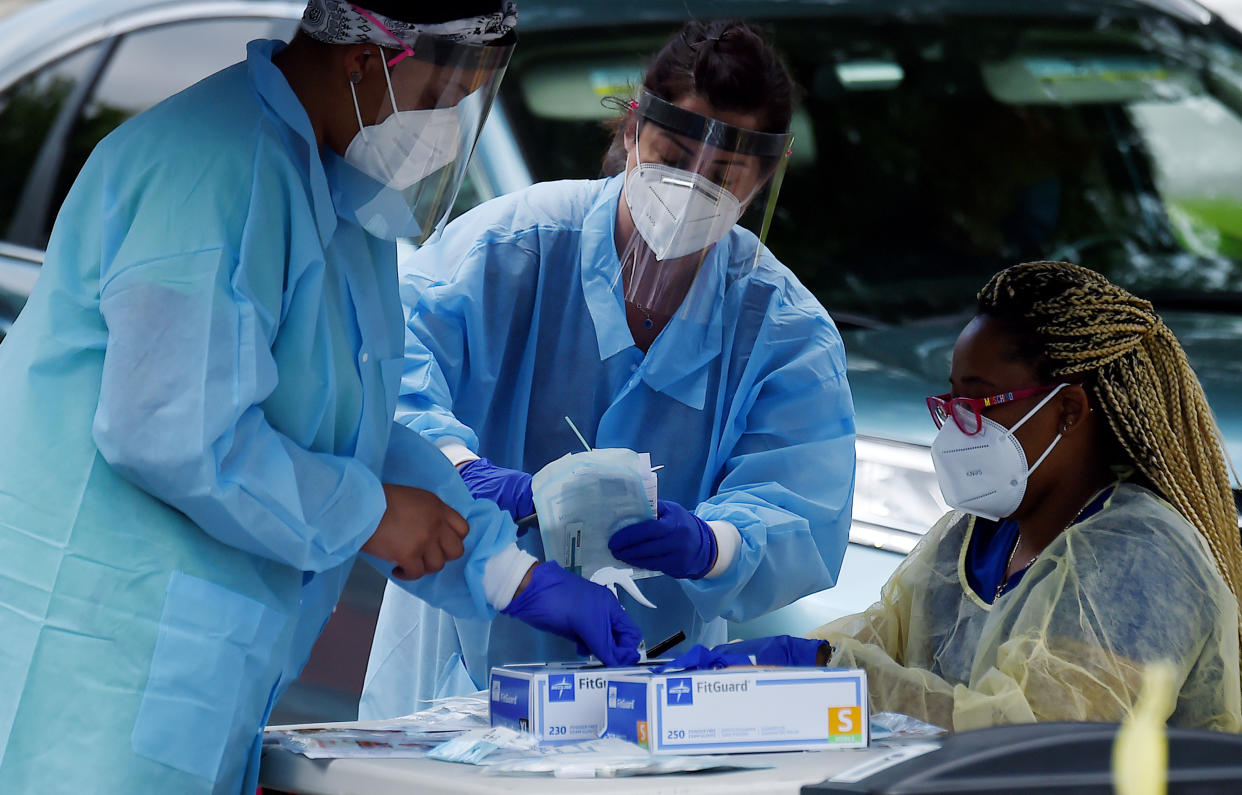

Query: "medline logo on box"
left=548, top=673, right=575, bottom=702
left=666, top=677, right=693, bottom=706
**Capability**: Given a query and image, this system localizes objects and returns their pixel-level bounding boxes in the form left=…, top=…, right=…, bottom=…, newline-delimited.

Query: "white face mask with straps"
left=623, top=127, right=743, bottom=261
left=343, top=56, right=461, bottom=192
left=931, top=383, right=1069, bottom=521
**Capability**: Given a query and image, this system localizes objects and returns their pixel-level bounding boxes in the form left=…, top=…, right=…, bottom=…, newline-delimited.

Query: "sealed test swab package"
left=532, top=449, right=659, bottom=584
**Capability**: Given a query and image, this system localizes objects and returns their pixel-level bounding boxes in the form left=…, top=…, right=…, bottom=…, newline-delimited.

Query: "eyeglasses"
left=926, top=385, right=1059, bottom=436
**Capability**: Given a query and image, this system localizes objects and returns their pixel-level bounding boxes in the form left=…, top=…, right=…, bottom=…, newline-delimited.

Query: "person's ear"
left=1057, top=383, right=1091, bottom=435
left=340, top=45, right=391, bottom=125
left=341, top=44, right=382, bottom=88
left=621, top=111, right=638, bottom=158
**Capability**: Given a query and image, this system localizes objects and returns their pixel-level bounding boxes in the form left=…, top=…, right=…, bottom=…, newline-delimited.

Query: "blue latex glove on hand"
left=710, top=635, right=829, bottom=667
left=503, top=562, right=643, bottom=666
left=654, top=644, right=752, bottom=672
left=459, top=457, right=534, bottom=523
left=656, top=636, right=829, bottom=672
left=608, top=499, right=717, bottom=579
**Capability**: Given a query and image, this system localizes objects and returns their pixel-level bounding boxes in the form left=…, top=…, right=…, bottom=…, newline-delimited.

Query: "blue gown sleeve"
left=397, top=287, right=480, bottom=450
left=368, top=422, right=517, bottom=620
left=395, top=227, right=529, bottom=450
left=683, top=292, right=856, bottom=623
left=92, top=153, right=386, bottom=573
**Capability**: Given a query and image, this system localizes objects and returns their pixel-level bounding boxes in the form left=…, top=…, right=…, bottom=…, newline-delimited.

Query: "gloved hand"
left=459, top=457, right=534, bottom=523
left=709, top=635, right=830, bottom=667
left=608, top=499, right=717, bottom=579
left=654, top=644, right=752, bottom=672
left=656, top=636, right=831, bottom=672
left=503, top=562, right=643, bottom=666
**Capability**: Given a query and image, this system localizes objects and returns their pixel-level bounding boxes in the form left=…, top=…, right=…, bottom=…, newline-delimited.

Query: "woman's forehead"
left=952, top=316, right=1037, bottom=380
left=674, top=93, right=763, bottom=132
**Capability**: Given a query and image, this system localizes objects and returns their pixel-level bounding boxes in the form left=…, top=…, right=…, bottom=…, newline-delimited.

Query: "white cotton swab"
left=564, top=416, right=592, bottom=452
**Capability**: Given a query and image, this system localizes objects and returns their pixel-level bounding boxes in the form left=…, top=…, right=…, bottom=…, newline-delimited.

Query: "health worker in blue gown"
left=0, top=2, right=639, bottom=793
left=361, top=20, right=856, bottom=718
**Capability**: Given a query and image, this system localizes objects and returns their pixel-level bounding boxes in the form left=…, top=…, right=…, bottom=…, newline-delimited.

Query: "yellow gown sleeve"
left=809, top=490, right=1241, bottom=733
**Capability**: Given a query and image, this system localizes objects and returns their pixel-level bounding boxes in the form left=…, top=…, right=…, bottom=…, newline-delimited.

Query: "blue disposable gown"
left=360, top=176, right=856, bottom=717
left=0, top=40, right=514, bottom=793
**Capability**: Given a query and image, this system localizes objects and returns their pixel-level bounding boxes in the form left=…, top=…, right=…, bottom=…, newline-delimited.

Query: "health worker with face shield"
left=0, top=2, right=639, bottom=792
left=360, top=20, right=856, bottom=717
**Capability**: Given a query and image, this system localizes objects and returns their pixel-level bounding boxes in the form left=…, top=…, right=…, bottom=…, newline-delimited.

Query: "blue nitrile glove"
left=608, top=499, right=717, bottom=579
left=710, top=636, right=830, bottom=667
left=503, top=562, right=643, bottom=666
left=654, top=644, right=752, bottom=672
left=459, top=457, right=534, bottom=523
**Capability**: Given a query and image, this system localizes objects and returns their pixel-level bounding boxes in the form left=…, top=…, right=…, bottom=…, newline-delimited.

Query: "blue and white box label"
left=489, top=664, right=642, bottom=745
left=604, top=667, right=868, bottom=754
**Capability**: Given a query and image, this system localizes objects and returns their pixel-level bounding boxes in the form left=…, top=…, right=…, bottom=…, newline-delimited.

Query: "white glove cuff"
left=436, top=439, right=480, bottom=468
left=483, top=543, right=538, bottom=610
left=705, top=520, right=741, bottom=579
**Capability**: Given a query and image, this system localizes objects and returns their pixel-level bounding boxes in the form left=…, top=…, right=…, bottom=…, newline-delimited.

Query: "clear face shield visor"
left=345, top=32, right=514, bottom=244
left=619, top=90, right=793, bottom=321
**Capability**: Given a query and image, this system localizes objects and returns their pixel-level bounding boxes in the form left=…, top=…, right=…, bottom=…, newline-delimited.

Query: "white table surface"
left=260, top=742, right=912, bottom=794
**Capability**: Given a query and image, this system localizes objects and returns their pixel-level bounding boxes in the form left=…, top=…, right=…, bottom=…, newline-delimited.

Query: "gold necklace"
left=995, top=534, right=1038, bottom=600
left=994, top=489, right=1106, bottom=600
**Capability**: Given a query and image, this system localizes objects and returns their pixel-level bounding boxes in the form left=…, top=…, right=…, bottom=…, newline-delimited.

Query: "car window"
left=500, top=45, right=645, bottom=181
left=39, top=16, right=298, bottom=248
left=1129, top=93, right=1242, bottom=270
left=0, top=43, right=106, bottom=246
left=500, top=18, right=1242, bottom=324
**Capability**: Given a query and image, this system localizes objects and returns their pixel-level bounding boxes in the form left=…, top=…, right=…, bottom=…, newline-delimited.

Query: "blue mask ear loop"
left=1007, top=383, right=1070, bottom=475
left=347, top=49, right=406, bottom=145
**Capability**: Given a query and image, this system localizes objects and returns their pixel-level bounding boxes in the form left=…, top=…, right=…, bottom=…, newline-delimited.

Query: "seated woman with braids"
left=715, top=260, right=1242, bottom=731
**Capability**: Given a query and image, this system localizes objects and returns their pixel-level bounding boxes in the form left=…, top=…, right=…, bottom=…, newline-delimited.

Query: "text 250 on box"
left=604, top=667, right=868, bottom=754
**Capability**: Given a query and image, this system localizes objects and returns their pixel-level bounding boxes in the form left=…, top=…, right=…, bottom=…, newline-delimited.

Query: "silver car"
left=3, top=0, right=1241, bottom=724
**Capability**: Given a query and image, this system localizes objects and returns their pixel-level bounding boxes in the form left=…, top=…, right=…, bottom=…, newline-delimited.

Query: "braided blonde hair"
left=977, top=261, right=1242, bottom=613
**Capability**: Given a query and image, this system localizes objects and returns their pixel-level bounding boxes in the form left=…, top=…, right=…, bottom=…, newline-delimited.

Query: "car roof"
left=510, top=0, right=1216, bottom=31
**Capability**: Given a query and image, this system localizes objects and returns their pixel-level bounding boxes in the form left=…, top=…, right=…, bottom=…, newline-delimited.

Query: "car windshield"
left=498, top=12, right=1242, bottom=325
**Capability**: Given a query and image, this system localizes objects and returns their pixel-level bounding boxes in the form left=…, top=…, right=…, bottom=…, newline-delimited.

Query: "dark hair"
left=602, top=19, right=794, bottom=176
left=356, top=1, right=508, bottom=25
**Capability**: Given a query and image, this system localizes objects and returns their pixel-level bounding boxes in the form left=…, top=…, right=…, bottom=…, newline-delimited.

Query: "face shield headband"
left=617, top=90, right=793, bottom=325
left=301, top=0, right=518, bottom=52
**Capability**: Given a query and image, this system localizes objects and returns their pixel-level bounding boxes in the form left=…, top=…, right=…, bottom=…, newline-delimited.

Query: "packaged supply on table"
left=604, top=667, right=868, bottom=754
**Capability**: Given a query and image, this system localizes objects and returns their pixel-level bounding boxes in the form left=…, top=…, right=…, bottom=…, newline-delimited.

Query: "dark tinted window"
left=0, top=43, right=105, bottom=245
left=500, top=15, right=1242, bottom=324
